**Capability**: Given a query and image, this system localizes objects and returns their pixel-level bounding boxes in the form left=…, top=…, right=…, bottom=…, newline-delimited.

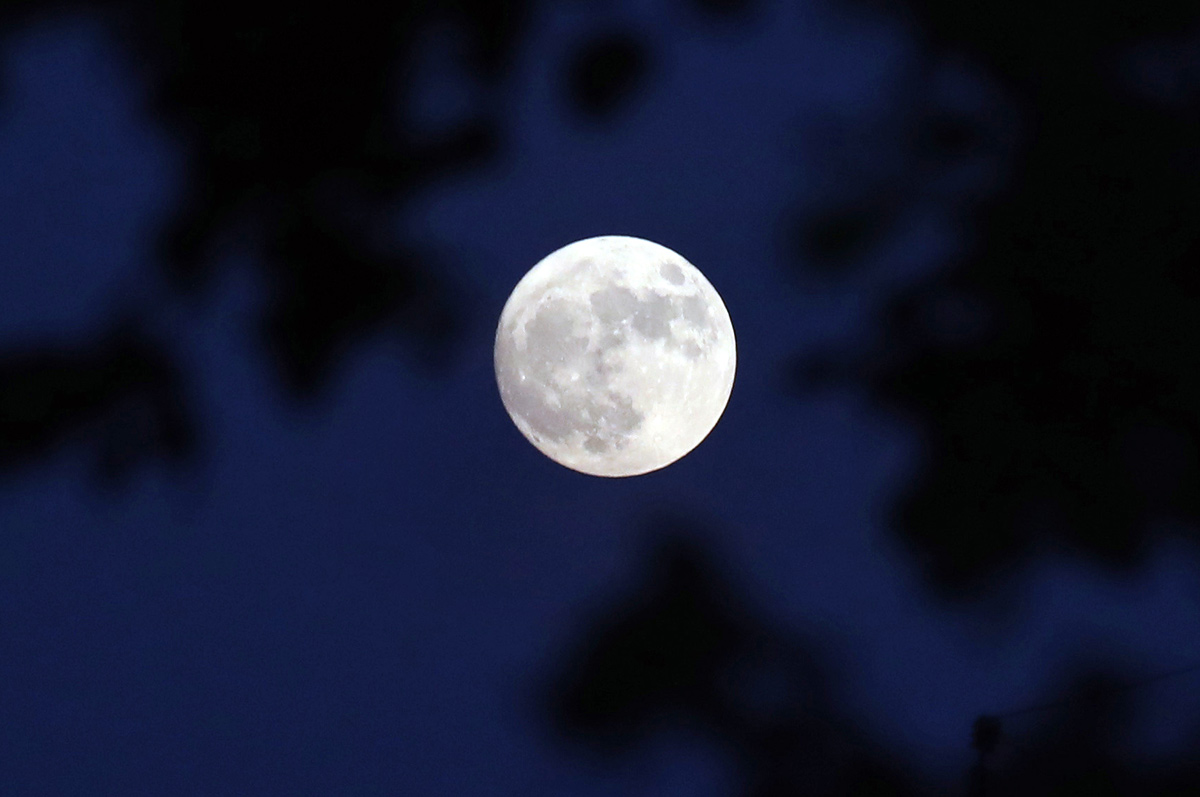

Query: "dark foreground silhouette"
left=794, top=0, right=1200, bottom=598
left=545, top=525, right=921, bottom=796
left=1, top=1, right=1198, bottom=794
left=0, top=319, right=193, bottom=485
left=0, top=0, right=702, bottom=475
left=543, top=524, right=1200, bottom=796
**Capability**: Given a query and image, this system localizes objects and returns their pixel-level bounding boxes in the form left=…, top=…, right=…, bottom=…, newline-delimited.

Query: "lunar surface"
left=494, top=235, right=736, bottom=477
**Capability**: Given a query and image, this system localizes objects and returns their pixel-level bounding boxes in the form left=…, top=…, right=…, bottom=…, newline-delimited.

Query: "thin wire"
left=991, top=658, right=1200, bottom=720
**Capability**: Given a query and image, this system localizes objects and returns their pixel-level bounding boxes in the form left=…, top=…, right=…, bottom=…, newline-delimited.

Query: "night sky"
left=2, top=1, right=1200, bottom=795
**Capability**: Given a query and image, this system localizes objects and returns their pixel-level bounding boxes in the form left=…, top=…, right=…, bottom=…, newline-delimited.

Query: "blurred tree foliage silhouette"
left=546, top=519, right=1200, bottom=795
left=0, top=0, right=539, bottom=478
left=796, top=0, right=1200, bottom=598
left=967, top=668, right=1200, bottom=796
left=564, top=30, right=651, bottom=121
left=0, top=318, right=193, bottom=483
left=0, top=0, right=737, bottom=478
left=2, top=0, right=1199, bottom=793
left=546, top=520, right=922, bottom=796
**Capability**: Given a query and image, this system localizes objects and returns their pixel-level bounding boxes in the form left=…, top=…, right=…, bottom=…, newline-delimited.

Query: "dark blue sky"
left=2, top=2, right=1200, bottom=794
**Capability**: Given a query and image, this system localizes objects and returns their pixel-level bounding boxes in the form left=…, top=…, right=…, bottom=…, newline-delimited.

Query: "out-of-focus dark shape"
left=0, top=321, right=195, bottom=485
left=121, top=1, right=523, bottom=394
left=686, top=0, right=759, bottom=19
left=972, top=715, right=1002, bottom=756
left=261, top=201, right=465, bottom=394
left=795, top=0, right=1200, bottom=597
left=794, top=197, right=901, bottom=274
left=0, top=0, right=527, bottom=399
left=967, top=715, right=1003, bottom=797
left=966, top=667, right=1200, bottom=796
left=917, top=113, right=983, bottom=159
left=564, top=31, right=651, bottom=121
left=549, top=524, right=1200, bottom=795
left=780, top=72, right=1016, bottom=281
left=544, top=518, right=920, bottom=796
left=0, top=0, right=529, bottom=478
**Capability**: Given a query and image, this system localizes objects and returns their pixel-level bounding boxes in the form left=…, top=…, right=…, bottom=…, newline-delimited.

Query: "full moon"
left=494, top=235, right=736, bottom=477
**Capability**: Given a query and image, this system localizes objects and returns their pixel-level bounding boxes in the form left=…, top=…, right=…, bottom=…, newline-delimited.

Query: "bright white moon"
left=494, top=235, right=736, bottom=477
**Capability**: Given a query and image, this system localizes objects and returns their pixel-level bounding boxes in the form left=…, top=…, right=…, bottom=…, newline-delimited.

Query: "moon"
left=494, top=235, right=736, bottom=477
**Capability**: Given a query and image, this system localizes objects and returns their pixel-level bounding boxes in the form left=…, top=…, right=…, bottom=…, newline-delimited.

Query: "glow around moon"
left=494, top=235, right=736, bottom=477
